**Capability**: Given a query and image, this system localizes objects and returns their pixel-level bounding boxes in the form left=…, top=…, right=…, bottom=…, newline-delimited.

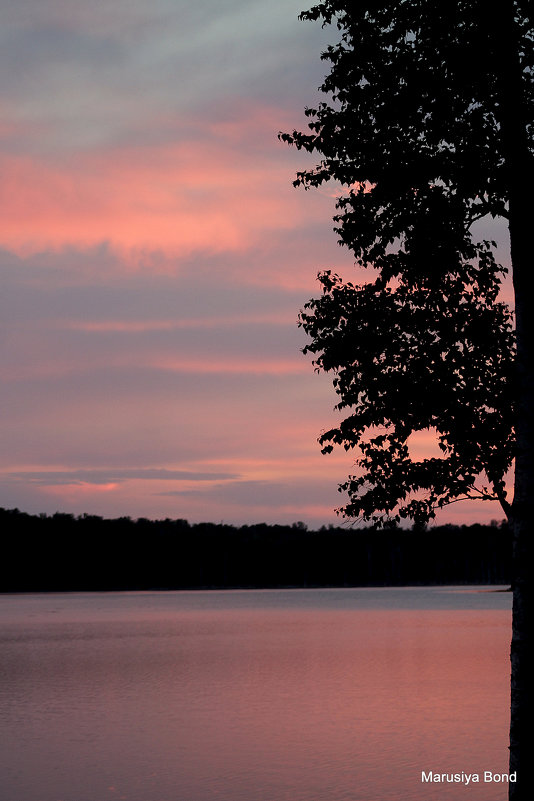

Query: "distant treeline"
left=0, top=507, right=511, bottom=592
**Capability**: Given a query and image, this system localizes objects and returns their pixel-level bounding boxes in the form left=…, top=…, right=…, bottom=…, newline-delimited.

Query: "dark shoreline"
left=2, top=507, right=511, bottom=593
left=1, top=583, right=513, bottom=595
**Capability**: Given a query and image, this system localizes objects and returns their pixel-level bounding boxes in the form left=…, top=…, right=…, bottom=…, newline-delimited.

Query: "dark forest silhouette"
left=1, top=507, right=510, bottom=592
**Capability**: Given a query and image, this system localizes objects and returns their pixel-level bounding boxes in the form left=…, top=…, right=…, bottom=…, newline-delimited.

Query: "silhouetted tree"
left=280, top=2, right=532, bottom=797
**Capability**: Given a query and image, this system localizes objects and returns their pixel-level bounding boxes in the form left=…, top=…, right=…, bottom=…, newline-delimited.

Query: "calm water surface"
left=0, top=587, right=512, bottom=801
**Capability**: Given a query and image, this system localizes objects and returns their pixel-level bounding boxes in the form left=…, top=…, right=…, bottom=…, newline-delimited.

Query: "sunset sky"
left=0, top=0, right=512, bottom=528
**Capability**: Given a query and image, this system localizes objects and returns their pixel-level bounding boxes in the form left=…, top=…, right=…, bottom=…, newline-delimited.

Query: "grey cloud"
left=5, top=468, right=239, bottom=486
left=0, top=220, right=351, bottom=327
left=1, top=0, right=331, bottom=155
left=0, top=366, right=331, bottom=473
left=159, top=478, right=340, bottom=508
left=0, top=244, right=320, bottom=382
left=0, top=243, right=309, bottom=316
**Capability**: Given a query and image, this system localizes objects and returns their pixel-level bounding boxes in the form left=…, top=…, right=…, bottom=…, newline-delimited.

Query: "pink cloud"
left=0, top=353, right=309, bottom=382
left=407, top=428, right=446, bottom=460
left=153, top=356, right=309, bottom=375
left=0, top=121, right=320, bottom=262
left=42, top=482, right=120, bottom=496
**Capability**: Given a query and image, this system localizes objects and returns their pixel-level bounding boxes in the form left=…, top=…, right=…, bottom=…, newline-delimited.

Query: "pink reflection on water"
left=168, top=608, right=511, bottom=801
left=0, top=591, right=511, bottom=801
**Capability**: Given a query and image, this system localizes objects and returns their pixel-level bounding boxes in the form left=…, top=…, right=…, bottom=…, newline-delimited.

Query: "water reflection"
left=0, top=587, right=511, bottom=801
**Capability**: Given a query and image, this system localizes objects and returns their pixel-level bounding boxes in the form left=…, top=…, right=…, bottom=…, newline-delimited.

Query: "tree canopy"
left=280, top=0, right=532, bottom=526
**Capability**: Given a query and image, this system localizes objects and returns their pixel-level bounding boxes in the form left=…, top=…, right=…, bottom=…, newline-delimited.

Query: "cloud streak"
left=5, top=468, right=239, bottom=486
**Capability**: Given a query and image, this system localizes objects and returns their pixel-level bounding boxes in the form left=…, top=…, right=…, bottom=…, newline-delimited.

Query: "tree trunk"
left=509, top=522, right=534, bottom=800
left=494, top=4, right=534, bottom=798
left=506, top=68, right=534, bottom=801
left=508, top=171, right=534, bottom=801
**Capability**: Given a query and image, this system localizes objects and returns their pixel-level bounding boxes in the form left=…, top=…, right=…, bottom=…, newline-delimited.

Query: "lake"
left=0, top=587, right=512, bottom=801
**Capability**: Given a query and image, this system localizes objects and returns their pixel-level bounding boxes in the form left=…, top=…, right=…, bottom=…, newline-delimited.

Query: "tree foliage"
left=279, top=0, right=533, bottom=525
